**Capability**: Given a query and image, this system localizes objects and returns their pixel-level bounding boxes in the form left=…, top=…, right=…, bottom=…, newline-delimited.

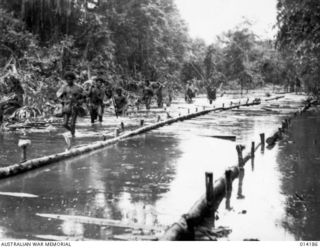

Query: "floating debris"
left=0, top=192, right=38, bottom=198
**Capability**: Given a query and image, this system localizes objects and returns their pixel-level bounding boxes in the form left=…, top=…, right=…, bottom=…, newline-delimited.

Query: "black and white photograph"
left=0, top=0, right=319, bottom=246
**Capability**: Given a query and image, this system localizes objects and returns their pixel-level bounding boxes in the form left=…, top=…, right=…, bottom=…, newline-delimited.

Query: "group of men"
left=185, top=78, right=218, bottom=105
left=56, top=72, right=167, bottom=136
left=56, top=72, right=129, bottom=136
left=0, top=72, right=217, bottom=136
left=185, top=81, right=217, bottom=105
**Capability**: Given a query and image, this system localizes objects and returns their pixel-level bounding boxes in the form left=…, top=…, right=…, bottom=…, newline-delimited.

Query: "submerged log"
left=210, top=135, right=236, bottom=141
left=161, top=149, right=255, bottom=241
left=0, top=100, right=262, bottom=180
left=265, top=96, right=285, bottom=102
left=36, top=213, right=164, bottom=232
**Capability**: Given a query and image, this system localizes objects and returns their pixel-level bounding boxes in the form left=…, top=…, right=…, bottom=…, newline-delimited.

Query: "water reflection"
left=277, top=113, right=320, bottom=240
left=0, top=95, right=311, bottom=240
left=0, top=134, right=180, bottom=240
left=237, top=168, right=245, bottom=200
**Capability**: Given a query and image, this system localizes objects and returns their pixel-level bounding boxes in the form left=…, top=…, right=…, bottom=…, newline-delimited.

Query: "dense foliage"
left=276, top=0, right=320, bottom=93
left=0, top=0, right=310, bottom=116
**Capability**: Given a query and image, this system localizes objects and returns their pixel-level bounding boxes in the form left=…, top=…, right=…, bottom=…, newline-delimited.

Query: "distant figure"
left=88, top=77, right=105, bottom=124
left=57, top=71, right=84, bottom=137
left=0, top=76, right=24, bottom=124
left=152, top=82, right=163, bottom=108
left=165, top=83, right=174, bottom=107
left=142, top=80, right=154, bottom=110
left=113, top=87, right=128, bottom=116
left=295, top=77, right=302, bottom=94
left=206, top=84, right=217, bottom=105
left=185, top=82, right=195, bottom=104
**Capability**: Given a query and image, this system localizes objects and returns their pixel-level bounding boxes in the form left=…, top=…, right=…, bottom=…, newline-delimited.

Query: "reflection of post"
left=237, top=167, right=245, bottom=199
left=251, top=142, right=255, bottom=159
left=251, top=157, right=255, bottom=171
left=260, top=133, right=265, bottom=153
left=205, top=172, right=214, bottom=207
left=225, top=169, right=232, bottom=210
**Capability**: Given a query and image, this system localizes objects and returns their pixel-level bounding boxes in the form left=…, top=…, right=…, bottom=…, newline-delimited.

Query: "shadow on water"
left=277, top=111, right=320, bottom=240
left=0, top=134, right=182, bottom=240
left=0, top=94, right=312, bottom=240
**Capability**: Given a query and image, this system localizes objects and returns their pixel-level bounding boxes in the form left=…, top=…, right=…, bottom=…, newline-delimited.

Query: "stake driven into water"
left=0, top=99, right=263, bottom=179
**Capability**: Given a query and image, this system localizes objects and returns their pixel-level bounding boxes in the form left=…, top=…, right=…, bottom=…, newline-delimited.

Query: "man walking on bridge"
left=142, top=80, right=154, bottom=110
left=57, top=71, right=84, bottom=137
left=113, top=87, right=128, bottom=116
left=88, top=77, right=106, bottom=124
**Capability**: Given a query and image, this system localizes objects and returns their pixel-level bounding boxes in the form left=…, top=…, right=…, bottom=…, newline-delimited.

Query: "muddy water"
left=0, top=94, right=318, bottom=241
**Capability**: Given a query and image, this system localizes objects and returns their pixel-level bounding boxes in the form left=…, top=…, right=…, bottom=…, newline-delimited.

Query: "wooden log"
left=265, top=96, right=285, bottom=102
left=209, top=135, right=236, bottom=141
left=236, top=145, right=245, bottom=167
left=0, top=99, right=263, bottom=180
left=161, top=166, right=240, bottom=241
left=225, top=169, right=233, bottom=210
left=0, top=192, right=38, bottom=198
left=205, top=172, right=214, bottom=207
left=36, top=213, right=163, bottom=232
left=260, top=133, right=265, bottom=151
left=18, top=139, right=31, bottom=162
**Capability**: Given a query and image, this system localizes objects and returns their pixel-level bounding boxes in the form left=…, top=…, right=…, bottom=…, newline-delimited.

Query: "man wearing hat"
left=87, top=77, right=106, bottom=124
left=142, top=80, right=154, bottom=110
left=57, top=71, right=84, bottom=136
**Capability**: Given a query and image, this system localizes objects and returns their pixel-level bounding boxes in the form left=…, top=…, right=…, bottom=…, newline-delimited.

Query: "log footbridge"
left=161, top=98, right=317, bottom=241
left=0, top=99, right=261, bottom=179
left=0, top=95, right=315, bottom=241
